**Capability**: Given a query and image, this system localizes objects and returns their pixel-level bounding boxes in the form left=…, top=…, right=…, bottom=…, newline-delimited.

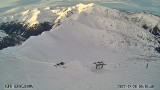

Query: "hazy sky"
left=0, top=0, right=160, bottom=17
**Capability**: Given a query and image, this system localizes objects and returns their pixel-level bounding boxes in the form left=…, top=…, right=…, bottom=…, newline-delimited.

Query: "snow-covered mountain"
left=0, top=3, right=160, bottom=52
left=1, top=3, right=160, bottom=90
left=0, top=8, right=56, bottom=49
left=1, top=3, right=160, bottom=29
left=1, top=3, right=160, bottom=58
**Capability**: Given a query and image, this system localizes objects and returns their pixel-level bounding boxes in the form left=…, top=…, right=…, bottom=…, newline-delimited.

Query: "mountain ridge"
left=1, top=3, right=160, bottom=28
left=0, top=3, right=160, bottom=52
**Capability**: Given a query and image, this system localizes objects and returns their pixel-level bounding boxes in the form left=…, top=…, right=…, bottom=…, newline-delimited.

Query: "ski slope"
left=0, top=3, right=160, bottom=90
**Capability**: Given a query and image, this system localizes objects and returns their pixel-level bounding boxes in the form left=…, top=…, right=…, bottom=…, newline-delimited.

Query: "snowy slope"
left=0, top=3, right=160, bottom=90
left=1, top=50, right=160, bottom=90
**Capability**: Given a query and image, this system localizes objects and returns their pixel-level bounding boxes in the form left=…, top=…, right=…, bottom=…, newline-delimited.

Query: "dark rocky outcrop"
left=0, top=21, right=53, bottom=50
left=155, top=47, right=160, bottom=53
left=142, top=24, right=160, bottom=53
left=0, top=34, right=26, bottom=50
left=151, top=26, right=160, bottom=36
left=142, top=24, right=148, bottom=29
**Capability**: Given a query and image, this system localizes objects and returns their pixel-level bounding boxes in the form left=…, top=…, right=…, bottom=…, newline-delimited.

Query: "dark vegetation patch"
left=142, top=24, right=160, bottom=53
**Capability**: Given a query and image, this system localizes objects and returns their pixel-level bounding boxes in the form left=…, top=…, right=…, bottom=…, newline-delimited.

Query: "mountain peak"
left=75, top=3, right=96, bottom=9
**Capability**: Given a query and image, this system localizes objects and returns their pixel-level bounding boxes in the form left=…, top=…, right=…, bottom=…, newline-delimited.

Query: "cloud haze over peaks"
left=0, top=0, right=160, bottom=17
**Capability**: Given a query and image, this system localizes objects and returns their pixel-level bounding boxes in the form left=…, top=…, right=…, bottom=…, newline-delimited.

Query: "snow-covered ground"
left=0, top=3, right=160, bottom=90
left=0, top=47, right=160, bottom=90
